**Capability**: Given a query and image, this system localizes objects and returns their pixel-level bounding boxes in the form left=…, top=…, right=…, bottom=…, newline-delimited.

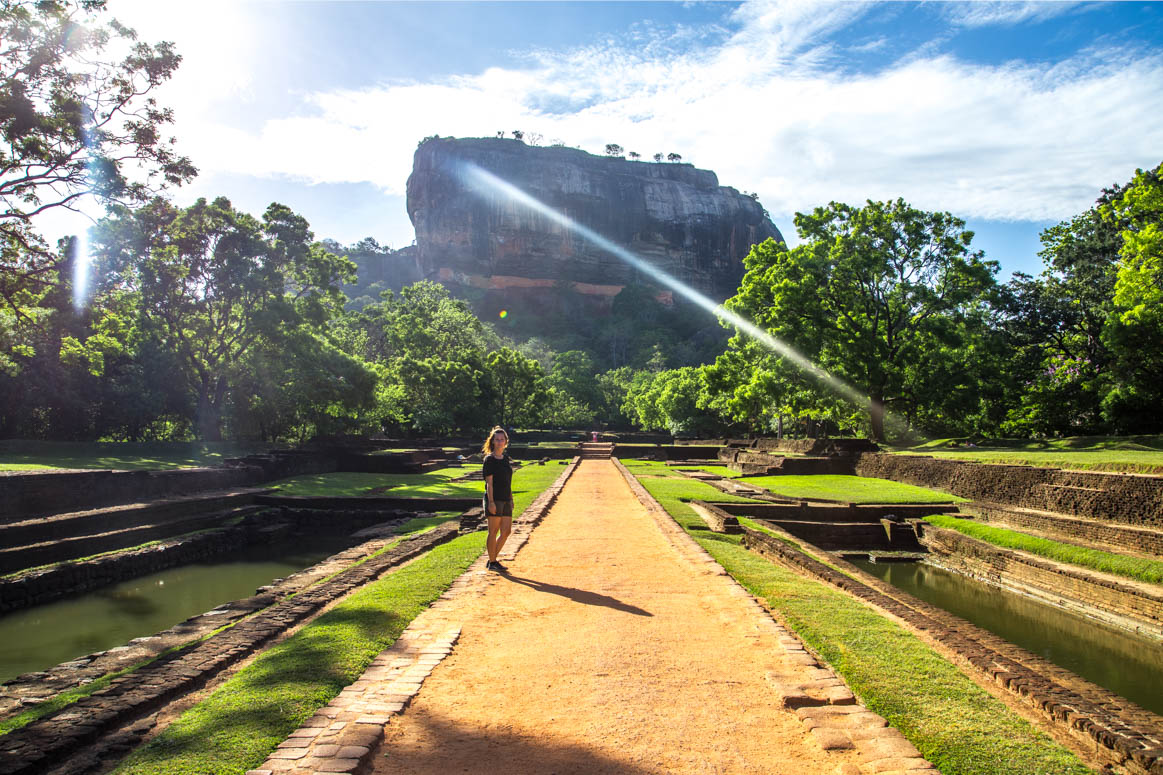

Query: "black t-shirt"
left=482, top=454, right=513, bottom=501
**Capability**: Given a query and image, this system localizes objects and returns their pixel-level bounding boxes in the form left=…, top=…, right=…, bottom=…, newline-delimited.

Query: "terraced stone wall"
left=921, top=525, right=1163, bottom=641
left=0, top=451, right=338, bottom=522
left=961, top=503, right=1163, bottom=558
left=855, top=454, right=1163, bottom=528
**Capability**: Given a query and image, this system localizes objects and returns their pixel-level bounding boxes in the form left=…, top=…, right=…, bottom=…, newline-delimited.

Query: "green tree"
left=546, top=350, right=600, bottom=411
left=1102, top=162, right=1163, bottom=430
left=604, top=143, right=623, bottom=157
left=621, top=367, right=726, bottom=435
left=91, top=197, right=357, bottom=439
left=1, top=0, right=195, bottom=318
left=357, top=281, right=499, bottom=434
left=728, top=200, right=997, bottom=440
left=484, top=347, right=546, bottom=428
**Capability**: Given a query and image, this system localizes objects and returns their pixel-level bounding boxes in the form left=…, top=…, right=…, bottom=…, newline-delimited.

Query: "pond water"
left=0, top=538, right=351, bottom=684
left=852, top=559, right=1163, bottom=715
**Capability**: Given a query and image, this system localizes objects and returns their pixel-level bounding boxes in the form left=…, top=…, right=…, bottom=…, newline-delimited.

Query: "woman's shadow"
left=500, top=574, right=652, bottom=617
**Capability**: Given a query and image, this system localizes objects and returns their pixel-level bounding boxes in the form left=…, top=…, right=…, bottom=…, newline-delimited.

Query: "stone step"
left=0, top=506, right=256, bottom=575
left=0, top=488, right=270, bottom=548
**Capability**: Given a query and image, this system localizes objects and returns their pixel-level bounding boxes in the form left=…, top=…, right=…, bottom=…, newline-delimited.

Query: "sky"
left=53, top=0, right=1163, bottom=280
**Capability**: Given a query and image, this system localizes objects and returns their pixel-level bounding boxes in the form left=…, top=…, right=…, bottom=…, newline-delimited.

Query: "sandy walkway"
left=371, top=460, right=855, bottom=775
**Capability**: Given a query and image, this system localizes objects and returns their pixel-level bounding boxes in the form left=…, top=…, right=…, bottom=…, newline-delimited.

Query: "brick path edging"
left=248, top=457, right=582, bottom=775
left=611, top=459, right=937, bottom=775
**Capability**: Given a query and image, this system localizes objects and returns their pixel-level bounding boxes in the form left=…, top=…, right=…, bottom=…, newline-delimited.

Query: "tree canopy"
left=1, top=0, right=194, bottom=318
left=724, top=200, right=997, bottom=440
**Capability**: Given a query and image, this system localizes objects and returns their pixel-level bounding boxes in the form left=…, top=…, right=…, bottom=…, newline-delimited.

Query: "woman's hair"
left=481, top=426, right=509, bottom=455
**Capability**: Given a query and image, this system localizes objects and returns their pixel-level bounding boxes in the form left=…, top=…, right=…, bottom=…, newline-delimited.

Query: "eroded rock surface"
left=406, top=137, right=783, bottom=301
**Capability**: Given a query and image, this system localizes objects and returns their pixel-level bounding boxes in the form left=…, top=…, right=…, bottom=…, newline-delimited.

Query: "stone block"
left=811, top=728, right=856, bottom=751
left=856, top=737, right=922, bottom=761
left=268, top=748, right=308, bottom=760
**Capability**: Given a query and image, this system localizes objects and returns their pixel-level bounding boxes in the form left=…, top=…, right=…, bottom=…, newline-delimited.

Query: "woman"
left=481, top=426, right=514, bottom=572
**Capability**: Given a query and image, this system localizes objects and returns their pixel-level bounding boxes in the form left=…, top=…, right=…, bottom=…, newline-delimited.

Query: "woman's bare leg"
left=495, top=516, right=513, bottom=557
left=487, top=516, right=503, bottom=562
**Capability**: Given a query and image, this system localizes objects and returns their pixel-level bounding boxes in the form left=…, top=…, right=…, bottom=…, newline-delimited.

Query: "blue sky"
left=62, top=0, right=1163, bottom=280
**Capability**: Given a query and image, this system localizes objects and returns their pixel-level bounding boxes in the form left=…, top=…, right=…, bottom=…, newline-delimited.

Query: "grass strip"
left=108, top=463, right=561, bottom=774
left=741, top=474, right=965, bottom=504
left=925, top=514, right=1163, bottom=586
left=635, top=474, right=1091, bottom=775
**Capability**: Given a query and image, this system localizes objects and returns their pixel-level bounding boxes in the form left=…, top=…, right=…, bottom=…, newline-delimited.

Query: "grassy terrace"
left=0, top=440, right=271, bottom=471
left=629, top=471, right=1090, bottom=775
left=268, top=465, right=484, bottom=498
left=742, top=474, right=963, bottom=503
left=620, top=459, right=962, bottom=504
left=892, top=435, right=1163, bottom=474
left=106, top=462, right=567, bottom=775
left=926, top=514, right=1163, bottom=586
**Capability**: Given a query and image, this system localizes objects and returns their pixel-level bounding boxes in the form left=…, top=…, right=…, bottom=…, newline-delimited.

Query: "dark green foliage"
left=1, top=0, right=195, bottom=320
left=999, top=162, right=1163, bottom=436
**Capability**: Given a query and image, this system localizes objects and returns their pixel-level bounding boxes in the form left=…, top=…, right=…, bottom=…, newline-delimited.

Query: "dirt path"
left=371, top=460, right=857, bottom=774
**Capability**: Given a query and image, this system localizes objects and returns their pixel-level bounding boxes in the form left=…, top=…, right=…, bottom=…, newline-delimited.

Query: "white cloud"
left=103, top=0, right=1163, bottom=234
left=939, top=1, right=1084, bottom=29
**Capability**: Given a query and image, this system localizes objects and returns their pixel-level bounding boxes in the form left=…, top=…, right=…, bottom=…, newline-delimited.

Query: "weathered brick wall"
left=614, top=444, right=721, bottom=460
left=726, top=438, right=879, bottom=455
left=921, top=526, right=1163, bottom=639
left=855, top=453, right=1163, bottom=528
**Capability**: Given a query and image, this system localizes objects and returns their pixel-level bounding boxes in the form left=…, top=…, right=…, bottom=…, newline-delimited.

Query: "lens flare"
left=71, top=128, right=100, bottom=311
left=498, top=309, right=508, bottom=318
left=459, top=163, right=872, bottom=411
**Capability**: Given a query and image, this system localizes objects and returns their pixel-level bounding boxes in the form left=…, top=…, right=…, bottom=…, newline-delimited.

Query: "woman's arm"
left=484, top=474, right=495, bottom=514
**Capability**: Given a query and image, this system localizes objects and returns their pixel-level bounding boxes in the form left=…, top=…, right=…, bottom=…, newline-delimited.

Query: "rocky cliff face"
left=406, top=137, right=782, bottom=302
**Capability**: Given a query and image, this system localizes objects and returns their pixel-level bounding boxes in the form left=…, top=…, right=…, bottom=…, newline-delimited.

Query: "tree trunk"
left=869, top=391, right=885, bottom=442
left=196, top=379, right=227, bottom=441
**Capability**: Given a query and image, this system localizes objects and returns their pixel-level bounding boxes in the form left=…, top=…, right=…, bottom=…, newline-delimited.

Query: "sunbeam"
left=459, top=162, right=875, bottom=413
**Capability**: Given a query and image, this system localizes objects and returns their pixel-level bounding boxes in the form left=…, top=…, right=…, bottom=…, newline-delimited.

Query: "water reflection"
left=853, top=559, right=1163, bottom=715
left=0, top=537, right=351, bottom=684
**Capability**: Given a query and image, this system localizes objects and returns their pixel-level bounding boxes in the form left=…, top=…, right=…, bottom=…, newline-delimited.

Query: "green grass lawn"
left=742, top=474, right=964, bottom=503
left=618, top=459, right=742, bottom=479
left=104, top=463, right=563, bottom=774
left=926, top=514, right=1163, bottom=586
left=632, top=473, right=1090, bottom=775
left=892, top=435, right=1163, bottom=474
left=0, top=440, right=271, bottom=471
